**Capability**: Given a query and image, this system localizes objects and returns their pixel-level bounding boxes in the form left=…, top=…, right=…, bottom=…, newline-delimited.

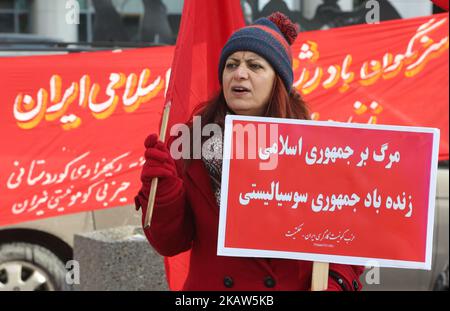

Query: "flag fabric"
left=162, top=0, right=245, bottom=291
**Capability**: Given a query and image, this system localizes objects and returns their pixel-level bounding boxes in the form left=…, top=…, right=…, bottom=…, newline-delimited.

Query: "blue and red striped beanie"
left=218, top=12, right=299, bottom=92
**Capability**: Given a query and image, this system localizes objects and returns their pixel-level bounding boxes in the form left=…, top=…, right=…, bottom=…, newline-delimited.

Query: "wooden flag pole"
left=144, top=102, right=172, bottom=229
left=311, top=262, right=329, bottom=291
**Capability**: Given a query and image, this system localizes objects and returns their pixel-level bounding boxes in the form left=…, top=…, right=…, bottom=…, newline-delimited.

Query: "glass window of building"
left=1, top=0, right=184, bottom=48
left=80, top=0, right=184, bottom=45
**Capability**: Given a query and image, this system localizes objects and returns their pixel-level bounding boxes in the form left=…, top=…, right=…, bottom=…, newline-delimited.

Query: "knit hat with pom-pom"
left=218, top=11, right=299, bottom=92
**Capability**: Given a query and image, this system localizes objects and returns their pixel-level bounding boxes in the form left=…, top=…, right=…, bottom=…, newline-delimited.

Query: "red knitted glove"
left=135, top=134, right=183, bottom=211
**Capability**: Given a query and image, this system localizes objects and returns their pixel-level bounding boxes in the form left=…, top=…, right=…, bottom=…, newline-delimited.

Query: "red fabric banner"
left=292, top=13, right=448, bottom=160
left=0, top=47, right=172, bottom=226
left=165, top=0, right=245, bottom=130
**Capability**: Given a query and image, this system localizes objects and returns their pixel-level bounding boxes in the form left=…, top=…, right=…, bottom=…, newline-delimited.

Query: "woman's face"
left=222, top=51, right=275, bottom=116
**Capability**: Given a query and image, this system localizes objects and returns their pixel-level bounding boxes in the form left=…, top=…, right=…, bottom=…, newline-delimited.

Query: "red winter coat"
left=137, top=158, right=364, bottom=291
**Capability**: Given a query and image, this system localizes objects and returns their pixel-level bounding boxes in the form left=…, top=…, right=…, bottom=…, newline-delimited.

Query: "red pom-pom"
left=267, top=11, right=298, bottom=45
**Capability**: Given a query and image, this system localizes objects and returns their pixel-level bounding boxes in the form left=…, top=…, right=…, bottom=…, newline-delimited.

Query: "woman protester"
left=135, top=12, right=364, bottom=291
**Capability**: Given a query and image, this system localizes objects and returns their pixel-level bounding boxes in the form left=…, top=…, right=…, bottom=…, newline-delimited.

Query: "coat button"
left=352, top=280, right=360, bottom=291
left=264, top=276, right=276, bottom=288
left=223, top=276, right=234, bottom=288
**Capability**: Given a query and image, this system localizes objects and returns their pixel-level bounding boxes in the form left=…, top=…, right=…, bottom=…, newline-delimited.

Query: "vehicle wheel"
left=0, top=242, right=71, bottom=291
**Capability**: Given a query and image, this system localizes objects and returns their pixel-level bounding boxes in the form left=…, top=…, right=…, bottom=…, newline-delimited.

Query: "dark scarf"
left=201, top=131, right=223, bottom=208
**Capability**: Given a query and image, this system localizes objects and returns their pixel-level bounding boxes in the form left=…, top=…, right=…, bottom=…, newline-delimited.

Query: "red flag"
left=164, top=0, right=246, bottom=130
left=162, top=0, right=245, bottom=291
